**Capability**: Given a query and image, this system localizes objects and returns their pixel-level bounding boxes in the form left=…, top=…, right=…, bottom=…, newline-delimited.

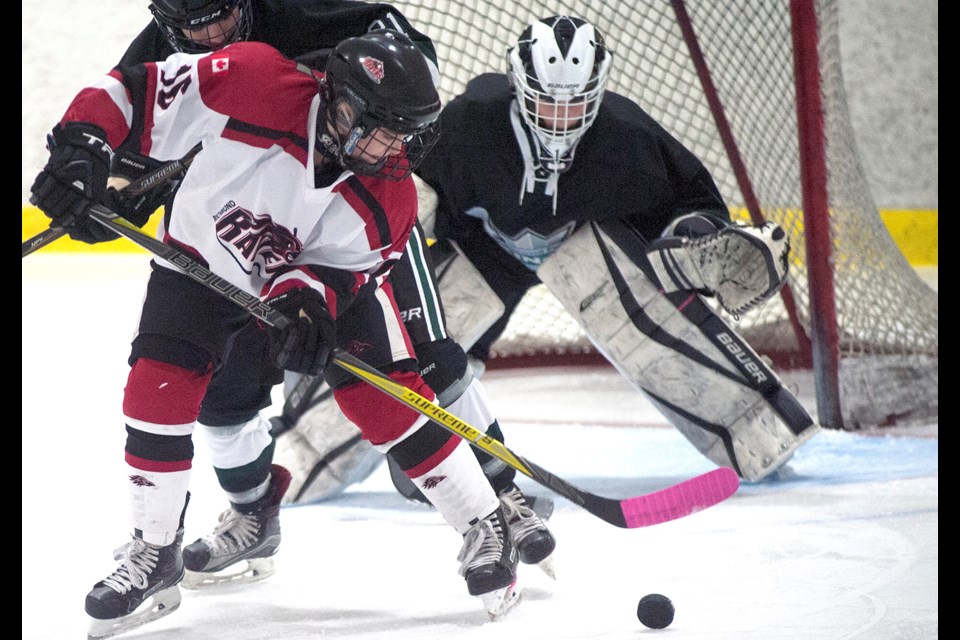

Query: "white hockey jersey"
left=59, top=41, right=418, bottom=317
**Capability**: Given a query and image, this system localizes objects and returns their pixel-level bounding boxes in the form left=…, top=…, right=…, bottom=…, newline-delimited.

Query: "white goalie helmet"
left=507, top=16, right=611, bottom=172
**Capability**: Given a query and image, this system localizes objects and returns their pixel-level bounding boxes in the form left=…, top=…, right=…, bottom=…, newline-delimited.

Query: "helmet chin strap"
left=510, top=104, right=578, bottom=215
left=316, top=121, right=384, bottom=177
left=317, top=130, right=341, bottom=161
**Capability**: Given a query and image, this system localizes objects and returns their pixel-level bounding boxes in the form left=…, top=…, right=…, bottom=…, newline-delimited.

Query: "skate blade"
left=181, top=557, right=275, bottom=590
left=87, top=585, right=181, bottom=640
left=536, top=555, right=556, bottom=580
left=481, top=581, right=522, bottom=620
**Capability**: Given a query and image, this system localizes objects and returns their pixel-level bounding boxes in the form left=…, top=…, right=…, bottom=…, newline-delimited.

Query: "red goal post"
left=396, top=0, right=938, bottom=430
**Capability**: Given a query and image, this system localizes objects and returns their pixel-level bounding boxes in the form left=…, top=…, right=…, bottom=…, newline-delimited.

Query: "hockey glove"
left=29, top=122, right=117, bottom=244
left=101, top=150, right=180, bottom=228
left=268, top=287, right=337, bottom=375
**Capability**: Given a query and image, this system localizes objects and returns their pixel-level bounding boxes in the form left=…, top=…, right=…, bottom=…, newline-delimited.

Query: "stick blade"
left=619, top=467, right=739, bottom=528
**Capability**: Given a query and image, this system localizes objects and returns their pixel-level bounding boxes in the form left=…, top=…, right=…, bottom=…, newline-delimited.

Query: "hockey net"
left=394, top=0, right=938, bottom=429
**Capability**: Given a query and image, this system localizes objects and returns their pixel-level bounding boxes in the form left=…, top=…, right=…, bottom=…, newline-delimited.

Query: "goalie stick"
left=81, top=207, right=741, bottom=529
left=21, top=143, right=202, bottom=258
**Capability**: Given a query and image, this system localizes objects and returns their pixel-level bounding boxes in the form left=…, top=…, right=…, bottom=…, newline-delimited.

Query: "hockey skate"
left=181, top=465, right=291, bottom=589
left=458, top=506, right=521, bottom=619
left=85, top=532, right=185, bottom=640
left=499, top=484, right=557, bottom=579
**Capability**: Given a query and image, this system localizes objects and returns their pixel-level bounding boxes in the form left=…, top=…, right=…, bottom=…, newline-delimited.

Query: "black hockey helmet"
left=317, top=30, right=442, bottom=180
left=149, top=0, right=253, bottom=53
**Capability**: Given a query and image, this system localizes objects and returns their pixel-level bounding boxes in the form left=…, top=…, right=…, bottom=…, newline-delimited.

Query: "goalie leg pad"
left=538, top=221, right=820, bottom=481
left=433, top=239, right=505, bottom=351
left=647, top=217, right=790, bottom=316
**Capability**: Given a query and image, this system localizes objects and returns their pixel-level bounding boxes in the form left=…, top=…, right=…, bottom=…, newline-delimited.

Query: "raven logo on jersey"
left=129, top=475, right=156, bottom=487
left=158, top=65, right=192, bottom=110
left=216, top=207, right=303, bottom=275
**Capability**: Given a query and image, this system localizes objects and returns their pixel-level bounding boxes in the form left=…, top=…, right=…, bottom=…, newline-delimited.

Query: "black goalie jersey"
left=416, top=72, right=729, bottom=278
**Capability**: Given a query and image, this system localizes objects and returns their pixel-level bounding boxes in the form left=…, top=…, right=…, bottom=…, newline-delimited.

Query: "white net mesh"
left=393, top=0, right=937, bottom=427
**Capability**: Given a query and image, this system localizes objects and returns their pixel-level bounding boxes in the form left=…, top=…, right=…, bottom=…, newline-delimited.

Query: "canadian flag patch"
left=212, top=55, right=230, bottom=73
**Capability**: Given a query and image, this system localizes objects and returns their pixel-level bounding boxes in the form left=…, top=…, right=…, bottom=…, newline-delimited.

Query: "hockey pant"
left=536, top=220, right=820, bottom=481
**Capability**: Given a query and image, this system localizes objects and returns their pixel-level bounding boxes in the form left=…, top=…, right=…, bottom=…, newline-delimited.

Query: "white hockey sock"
left=199, top=415, right=273, bottom=470
left=444, top=379, right=509, bottom=479
left=127, top=462, right=191, bottom=546
left=199, top=415, right=274, bottom=504
left=406, top=440, right=501, bottom=534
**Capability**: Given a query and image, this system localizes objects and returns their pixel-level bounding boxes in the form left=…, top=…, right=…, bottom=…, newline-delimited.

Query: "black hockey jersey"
left=121, top=0, right=437, bottom=67
left=416, top=73, right=728, bottom=274
left=117, top=0, right=438, bottom=160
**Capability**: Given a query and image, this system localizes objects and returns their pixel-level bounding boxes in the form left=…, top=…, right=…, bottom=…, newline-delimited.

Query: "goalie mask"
left=318, top=31, right=442, bottom=181
left=149, top=0, right=253, bottom=54
left=507, top=16, right=611, bottom=173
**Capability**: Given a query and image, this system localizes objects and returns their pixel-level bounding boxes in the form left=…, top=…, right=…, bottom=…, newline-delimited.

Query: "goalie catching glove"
left=647, top=217, right=790, bottom=317
left=268, top=287, right=337, bottom=375
left=29, top=122, right=118, bottom=244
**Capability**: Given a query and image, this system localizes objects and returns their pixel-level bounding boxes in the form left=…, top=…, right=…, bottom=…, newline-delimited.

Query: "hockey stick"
left=268, top=374, right=330, bottom=437
left=21, top=143, right=202, bottom=258
left=85, top=208, right=741, bottom=529
left=330, top=352, right=739, bottom=528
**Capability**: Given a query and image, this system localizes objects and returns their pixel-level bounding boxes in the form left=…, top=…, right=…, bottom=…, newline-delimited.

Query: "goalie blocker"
left=536, top=218, right=820, bottom=481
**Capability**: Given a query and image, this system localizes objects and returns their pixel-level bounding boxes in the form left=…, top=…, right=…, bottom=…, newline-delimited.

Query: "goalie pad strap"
left=647, top=236, right=709, bottom=293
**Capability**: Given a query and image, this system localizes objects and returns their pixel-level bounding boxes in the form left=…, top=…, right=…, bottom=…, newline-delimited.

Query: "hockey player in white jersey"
left=109, top=0, right=555, bottom=594
left=29, top=32, right=521, bottom=638
left=278, top=15, right=820, bottom=503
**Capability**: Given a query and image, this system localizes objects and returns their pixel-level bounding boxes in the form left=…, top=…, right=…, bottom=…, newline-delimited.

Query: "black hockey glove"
left=268, top=287, right=337, bottom=375
left=101, top=150, right=180, bottom=228
left=29, top=122, right=117, bottom=244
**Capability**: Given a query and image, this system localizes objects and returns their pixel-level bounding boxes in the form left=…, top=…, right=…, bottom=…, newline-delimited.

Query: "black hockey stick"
left=268, top=374, right=330, bottom=437
left=85, top=208, right=740, bottom=529
left=22, top=143, right=202, bottom=258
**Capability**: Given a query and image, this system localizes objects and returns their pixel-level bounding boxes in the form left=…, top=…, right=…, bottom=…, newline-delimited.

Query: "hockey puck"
left=637, top=593, right=674, bottom=629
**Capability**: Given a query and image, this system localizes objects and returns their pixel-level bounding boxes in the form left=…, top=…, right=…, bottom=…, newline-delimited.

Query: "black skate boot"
left=85, top=531, right=185, bottom=640
left=181, top=464, right=291, bottom=589
left=457, top=506, right=520, bottom=619
left=499, top=483, right=557, bottom=578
